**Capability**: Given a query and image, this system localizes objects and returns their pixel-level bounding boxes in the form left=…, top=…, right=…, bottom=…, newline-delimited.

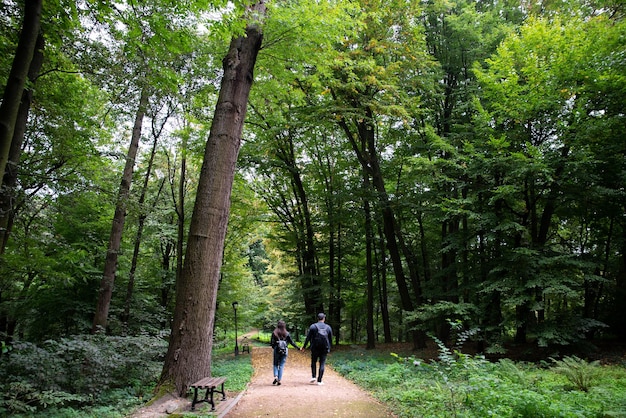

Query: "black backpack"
left=277, top=338, right=288, bottom=355
left=313, top=324, right=329, bottom=350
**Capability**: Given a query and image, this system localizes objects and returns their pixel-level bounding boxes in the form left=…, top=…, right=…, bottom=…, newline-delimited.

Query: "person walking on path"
left=270, top=320, right=300, bottom=386
left=300, top=312, right=333, bottom=385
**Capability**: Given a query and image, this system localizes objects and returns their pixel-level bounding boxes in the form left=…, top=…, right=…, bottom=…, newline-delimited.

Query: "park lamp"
left=232, top=301, right=239, bottom=356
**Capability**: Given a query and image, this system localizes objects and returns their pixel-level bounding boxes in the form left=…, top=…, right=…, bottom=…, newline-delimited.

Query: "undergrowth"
left=330, top=324, right=626, bottom=418
left=0, top=333, right=168, bottom=417
left=0, top=331, right=253, bottom=417
left=211, top=343, right=254, bottom=392
left=2, top=328, right=624, bottom=417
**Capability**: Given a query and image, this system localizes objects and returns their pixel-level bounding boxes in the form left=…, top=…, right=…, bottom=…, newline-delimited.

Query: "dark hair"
left=273, top=320, right=287, bottom=339
left=317, top=313, right=326, bottom=320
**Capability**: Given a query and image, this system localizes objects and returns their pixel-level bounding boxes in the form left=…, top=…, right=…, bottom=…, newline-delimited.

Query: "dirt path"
left=129, top=341, right=396, bottom=417
left=223, top=345, right=396, bottom=417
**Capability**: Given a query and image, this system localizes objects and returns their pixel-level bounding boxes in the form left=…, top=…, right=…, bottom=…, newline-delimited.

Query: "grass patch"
left=211, top=352, right=253, bottom=393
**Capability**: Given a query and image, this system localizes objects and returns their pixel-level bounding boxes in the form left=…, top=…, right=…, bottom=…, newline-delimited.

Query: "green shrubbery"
left=0, top=334, right=167, bottom=417
left=330, top=340, right=626, bottom=418
left=0, top=331, right=253, bottom=417
left=2, top=330, right=624, bottom=418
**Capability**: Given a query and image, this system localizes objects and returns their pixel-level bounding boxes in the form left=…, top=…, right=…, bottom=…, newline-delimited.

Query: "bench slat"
left=191, top=376, right=227, bottom=389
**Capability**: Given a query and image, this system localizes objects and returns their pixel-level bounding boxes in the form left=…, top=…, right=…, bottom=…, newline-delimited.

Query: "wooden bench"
left=189, top=376, right=227, bottom=411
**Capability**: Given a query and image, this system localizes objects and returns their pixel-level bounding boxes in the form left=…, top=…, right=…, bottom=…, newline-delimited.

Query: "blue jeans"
left=311, top=350, right=328, bottom=382
left=273, top=352, right=287, bottom=381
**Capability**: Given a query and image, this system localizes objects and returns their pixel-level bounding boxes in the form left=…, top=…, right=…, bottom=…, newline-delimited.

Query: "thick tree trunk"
left=0, top=0, right=42, bottom=180
left=92, top=88, right=149, bottom=333
left=160, top=2, right=265, bottom=396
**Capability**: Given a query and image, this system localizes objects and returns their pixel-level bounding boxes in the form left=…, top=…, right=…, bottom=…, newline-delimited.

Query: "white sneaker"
left=317, top=381, right=324, bottom=386
left=309, top=378, right=316, bottom=383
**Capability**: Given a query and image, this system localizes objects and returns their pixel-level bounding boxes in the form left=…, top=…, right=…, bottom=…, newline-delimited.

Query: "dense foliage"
left=0, top=334, right=166, bottom=416
left=0, top=332, right=251, bottom=416
left=331, top=343, right=626, bottom=417
left=0, top=0, right=625, bottom=414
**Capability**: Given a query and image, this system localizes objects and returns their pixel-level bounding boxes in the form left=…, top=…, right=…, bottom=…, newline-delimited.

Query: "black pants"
left=310, top=350, right=328, bottom=382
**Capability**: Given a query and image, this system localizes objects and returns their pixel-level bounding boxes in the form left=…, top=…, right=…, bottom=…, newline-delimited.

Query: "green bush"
left=0, top=334, right=167, bottom=416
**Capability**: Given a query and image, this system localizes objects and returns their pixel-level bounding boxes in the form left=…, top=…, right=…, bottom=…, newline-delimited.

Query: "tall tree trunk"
left=417, top=213, right=431, bottom=284
left=0, top=0, right=42, bottom=180
left=0, top=32, right=44, bottom=349
left=175, top=128, right=188, bottom=285
left=1, top=32, right=44, bottom=254
left=336, top=107, right=424, bottom=348
left=327, top=209, right=341, bottom=344
left=289, top=148, right=320, bottom=314
left=160, top=1, right=265, bottom=396
left=328, top=218, right=336, bottom=330
left=363, top=173, right=375, bottom=349
left=334, top=221, right=342, bottom=345
left=160, top=222, right=175, bottom=327
left=92, top=88, right=149, bottom=333
left=514, top=145, right=570, bottom=343
left=271, top=128, right=321, bottom=315
left=376, top=223, right=392, bottom=343
left=123, top=132, right=163, bottom=330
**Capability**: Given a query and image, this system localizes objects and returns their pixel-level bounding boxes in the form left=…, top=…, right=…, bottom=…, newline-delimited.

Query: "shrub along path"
left=222, top=345, right=396, bottom=417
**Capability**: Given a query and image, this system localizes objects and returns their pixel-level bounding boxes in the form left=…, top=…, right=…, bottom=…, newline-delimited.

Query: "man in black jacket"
left=301, top=313, right=333, bottom=385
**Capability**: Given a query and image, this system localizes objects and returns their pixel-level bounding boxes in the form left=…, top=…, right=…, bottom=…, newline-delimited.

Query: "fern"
left=496, top=359, right=528, bottom=385
left=551, top=356, right=600, bottom=392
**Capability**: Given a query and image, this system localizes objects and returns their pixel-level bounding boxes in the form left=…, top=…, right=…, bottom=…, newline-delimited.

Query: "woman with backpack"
left=270, top=320, right=300, bottom=385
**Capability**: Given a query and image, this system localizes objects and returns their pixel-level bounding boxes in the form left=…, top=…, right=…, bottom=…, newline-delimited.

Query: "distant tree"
left=90, top=0, right=215, bottom=332
left=473, top=12, right=625, bottom=345
left=92, top=87, right=149, bottom=333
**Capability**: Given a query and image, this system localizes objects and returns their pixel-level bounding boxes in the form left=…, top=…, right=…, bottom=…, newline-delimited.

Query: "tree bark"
left=0, top=31, right=44, bottom=348
left=92, top=87, right=149, bottom=333
left=160, top=1, right=265, bottom=396
left=0, top=32, right=44, bottom=254
left=0, top=0, right=42, bottom=181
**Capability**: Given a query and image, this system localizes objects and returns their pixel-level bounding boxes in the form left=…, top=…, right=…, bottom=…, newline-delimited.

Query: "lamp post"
left=232, top=301, right=239, bottom=356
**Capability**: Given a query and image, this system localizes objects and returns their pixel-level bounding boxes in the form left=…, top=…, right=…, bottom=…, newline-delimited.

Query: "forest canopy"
left=0, top=0, right=625, bottom=365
